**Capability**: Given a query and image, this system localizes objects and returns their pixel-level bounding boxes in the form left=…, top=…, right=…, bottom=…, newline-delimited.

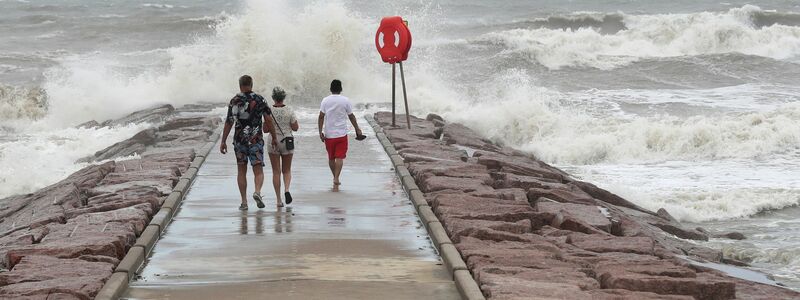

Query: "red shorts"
left=325, top=136, right=348, bottom=160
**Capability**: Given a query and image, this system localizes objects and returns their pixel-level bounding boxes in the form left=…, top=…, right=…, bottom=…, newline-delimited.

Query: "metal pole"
left=399, top=61, right=411, bottom=129
left=392, top=62, right=396, bottom=127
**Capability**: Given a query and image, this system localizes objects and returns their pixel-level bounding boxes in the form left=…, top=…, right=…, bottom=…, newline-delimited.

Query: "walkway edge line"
left=365, top=115, right=485, bottom=300
left=95, top=125, right=221, bottom=300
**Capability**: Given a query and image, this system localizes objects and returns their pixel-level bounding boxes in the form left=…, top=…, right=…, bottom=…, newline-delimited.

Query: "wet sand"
left=123, top=116, right=459, bottom=299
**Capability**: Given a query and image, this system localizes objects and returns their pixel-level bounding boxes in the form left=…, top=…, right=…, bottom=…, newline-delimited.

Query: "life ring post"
left=400, top=61, right=410, bottom=129
left=392, top=62, right=397, bottom=127
left=375, top=16, right=412, bottom=129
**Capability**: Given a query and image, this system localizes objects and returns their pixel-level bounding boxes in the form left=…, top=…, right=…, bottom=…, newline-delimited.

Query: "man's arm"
left=318, top=112, right=326, bottom=142
left=221, top=102, right=235, bottom=154
left=348, top=113, right=363, bottom=138
left=220, top=121, right=233, bottom=154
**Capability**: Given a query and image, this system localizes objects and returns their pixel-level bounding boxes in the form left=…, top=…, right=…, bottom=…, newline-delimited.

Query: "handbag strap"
left=270, top=108, right=287, bottom=137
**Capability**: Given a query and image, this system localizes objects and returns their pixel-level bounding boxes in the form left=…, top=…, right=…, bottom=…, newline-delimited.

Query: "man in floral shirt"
left=220, top=75, right=278, bottom=210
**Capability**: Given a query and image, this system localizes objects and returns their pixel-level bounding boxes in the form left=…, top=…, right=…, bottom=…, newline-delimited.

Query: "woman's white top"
left=270, top=105, right=297, bottom=139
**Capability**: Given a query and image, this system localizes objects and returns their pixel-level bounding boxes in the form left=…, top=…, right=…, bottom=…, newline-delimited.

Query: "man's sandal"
left=253, top=192, right=266, bottom=209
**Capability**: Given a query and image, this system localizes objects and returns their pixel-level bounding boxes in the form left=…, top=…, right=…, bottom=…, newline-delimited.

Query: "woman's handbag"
left=282, top=136, right=295, bottom=151
left=271, top=112, right=294, bottom=151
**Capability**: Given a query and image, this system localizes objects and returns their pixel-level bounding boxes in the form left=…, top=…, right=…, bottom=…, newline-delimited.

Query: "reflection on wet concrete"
left=276, top=207, right=293, bottom=233
left=124, top=114, right=459, bottom=299
left=239, top=208, right=293, bottom=234
left=326, top=207, right=346, bottom=227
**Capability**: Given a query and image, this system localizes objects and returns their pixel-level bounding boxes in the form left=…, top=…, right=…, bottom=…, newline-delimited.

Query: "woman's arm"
left=291, top=109, right=299, bottom=131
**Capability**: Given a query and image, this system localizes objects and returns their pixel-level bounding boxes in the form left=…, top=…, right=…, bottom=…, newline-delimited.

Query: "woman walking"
left=267, top=87, right=298, bottom=207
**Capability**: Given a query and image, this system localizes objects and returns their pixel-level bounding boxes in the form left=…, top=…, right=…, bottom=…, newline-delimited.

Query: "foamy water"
left=1, top=0, right=799, bottom=290
left=0, top=123, right=150, bottom=199
left=481, top=5, right=800, bottom=70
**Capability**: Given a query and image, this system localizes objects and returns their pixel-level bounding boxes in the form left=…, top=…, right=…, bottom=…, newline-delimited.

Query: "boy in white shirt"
left=318, top=79, right=363, bottom=188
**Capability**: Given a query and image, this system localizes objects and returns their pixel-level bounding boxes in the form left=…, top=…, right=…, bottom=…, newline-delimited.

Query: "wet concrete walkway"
left=123, top=112, right=459, bottom=299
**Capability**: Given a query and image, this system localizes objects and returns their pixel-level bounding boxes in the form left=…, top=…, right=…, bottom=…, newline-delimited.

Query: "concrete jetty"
left=122, top=114, right=460, bottom=299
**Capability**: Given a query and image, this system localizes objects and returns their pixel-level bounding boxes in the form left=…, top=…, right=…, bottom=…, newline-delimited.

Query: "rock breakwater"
left=0, top=104, right=221, bottom=299
left=373, top=111, right=799, bottom=300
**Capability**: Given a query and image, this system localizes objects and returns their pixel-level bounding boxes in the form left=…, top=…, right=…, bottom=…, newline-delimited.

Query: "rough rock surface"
left=374, top=112, right=800, bottom=300
left=0, top=104, right=221, bottom=299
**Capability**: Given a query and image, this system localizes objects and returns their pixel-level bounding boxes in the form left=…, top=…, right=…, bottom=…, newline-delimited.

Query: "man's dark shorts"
left=234, top=140, right=265, bottom=166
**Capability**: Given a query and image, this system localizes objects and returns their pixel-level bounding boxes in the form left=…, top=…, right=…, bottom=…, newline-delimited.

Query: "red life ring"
left=375, top=16, right=412, bottom=63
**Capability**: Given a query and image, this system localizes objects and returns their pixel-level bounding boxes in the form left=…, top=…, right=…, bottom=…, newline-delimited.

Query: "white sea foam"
left=34, top=0, right=383, bottom=127
left=0, top=84, right=47, bottom=120
left=142, top=3, right=174, bottom=9
left=0, top=123, right=150, bottom=199
left=573, top=84, right=800, bottom=113
left=482, top=5, right=800, bottom=70
left=420, top=70, right=800, bottom=165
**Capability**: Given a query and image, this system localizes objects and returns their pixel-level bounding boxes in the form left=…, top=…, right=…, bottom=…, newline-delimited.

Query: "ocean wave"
left=514, top=13, right=627, bottom=35
left=752, top=10, right=800, bottom=28
left=480, top=5, right=800, bottom=70
left=0, top=123, right=150, bottom=199
left=645, top=189, right=799, bottom=222
left=30, top=0, right=382, bottom=126
left=719, top=240, right=800, bottom=286
left=142, top=3, right=174, bottom=9
left=0, top=84, right=47, bottom=121
left=723, top=243, right=800, bottom=265
left=422, top=70, right=800, bottom=165
left=183, top=12, right=231, bottom=24
left=17, top=14, right=59, bottom=25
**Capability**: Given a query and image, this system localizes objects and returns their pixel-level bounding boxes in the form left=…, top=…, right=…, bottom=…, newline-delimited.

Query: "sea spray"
left=0, top=84, right=48, bottom=120
left=34, top=0, right=384, bottom=127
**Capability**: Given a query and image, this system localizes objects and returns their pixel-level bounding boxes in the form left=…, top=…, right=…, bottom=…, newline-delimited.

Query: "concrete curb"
left=365, top=115, right=484, bottom=300
left=189, top=155, right=205, bottom=170
left=96, top=124, right=222, bottom=300
left=427, top=221, right=452, bottom=251
left=114, top=246, right=145, bottom=280
left=455, top=270, right=485, bottom=300
left=95, top=273, right=129, bottom=300
left=182, top=167, right=199, bottom=181
left=134, top=225, right=160, bottom=254
left=396, top=165, right=412, bottom=178
left=417, top=205, right=438, bottom=226
left=441, top=243, right=468, bottom=274
left=172, top=178, right=192, bottom=195
left=390, top=154, right=405, bottom=168
left=408, top=189, right=429, bottom=209
left=400, top=175, right=419, bottom=192
left=161, top=191, right=183, bottom=213
left=149, top=208, right=172, bottom=233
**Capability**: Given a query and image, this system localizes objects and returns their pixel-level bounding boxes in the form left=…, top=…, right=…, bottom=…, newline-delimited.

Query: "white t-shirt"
left=320, top=94, right=353, bottom=139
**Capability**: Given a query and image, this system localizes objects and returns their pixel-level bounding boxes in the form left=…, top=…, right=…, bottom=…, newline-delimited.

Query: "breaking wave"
left=0, top=84, right=48, bottom=120
left=515, top=13, right=627, bottom=35
left=3, top=0, right=382, bottom=126
left=423, top=70, right=800, bottom=165
left=481, top=5, right=800, bottom=69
